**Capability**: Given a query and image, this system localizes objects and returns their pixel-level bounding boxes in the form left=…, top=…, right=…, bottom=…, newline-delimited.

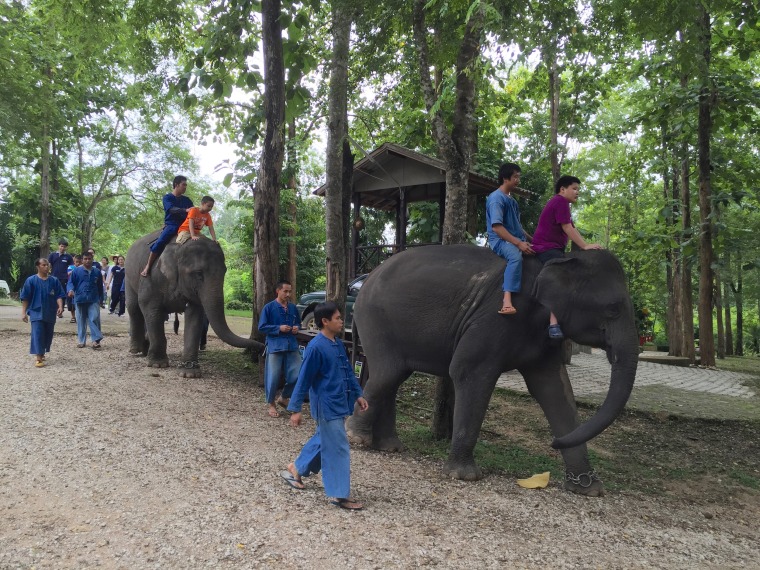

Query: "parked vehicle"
left=0, top=280, right=10, bottom=297
left=296, top=274, right=368, bottom=332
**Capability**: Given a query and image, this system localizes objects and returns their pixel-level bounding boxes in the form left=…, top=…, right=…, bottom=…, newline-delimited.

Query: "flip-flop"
left=268, top=408, right=280, bottom=418
left=279, top=470, right=305, bottom=490
left=276, top=398, right=290, bottom=410
left=498, top=306, right=517, bottom=315
left=35, top=361, right=45, bottom=368
left=331, top=498, right=363, bottom=511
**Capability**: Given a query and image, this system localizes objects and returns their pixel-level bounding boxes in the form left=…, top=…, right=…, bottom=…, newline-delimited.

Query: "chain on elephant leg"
left=178, top=359, right=202, bottom=378
left=564, top=469, right=604, bottom=496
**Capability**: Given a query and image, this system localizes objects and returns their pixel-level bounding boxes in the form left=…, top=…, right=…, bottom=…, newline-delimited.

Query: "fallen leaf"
left=516, top=472, right=551, bottom=489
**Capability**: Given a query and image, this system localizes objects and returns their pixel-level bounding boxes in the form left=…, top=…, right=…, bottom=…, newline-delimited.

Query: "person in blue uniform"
left=141, top=175, right=193, bottom=276
left=67, top=252, right=105, bottom=349
left=48, top=239, right=73, bottom=319
left=258, top=280, right=302, bottom=418
left=280, top=301, right=369, bottom=510
left=20, top=258, right=66, bottom=367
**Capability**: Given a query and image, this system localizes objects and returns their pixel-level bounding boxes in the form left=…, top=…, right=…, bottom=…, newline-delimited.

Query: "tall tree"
left=252, top=0, right=287, bottom=338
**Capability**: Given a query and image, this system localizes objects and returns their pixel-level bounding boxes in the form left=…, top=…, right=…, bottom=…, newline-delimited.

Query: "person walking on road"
left=20, top=258, right=66, bottom=367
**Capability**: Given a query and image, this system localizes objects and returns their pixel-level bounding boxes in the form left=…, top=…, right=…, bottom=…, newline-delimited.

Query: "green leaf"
left=223, top=173, right=234, bottom=188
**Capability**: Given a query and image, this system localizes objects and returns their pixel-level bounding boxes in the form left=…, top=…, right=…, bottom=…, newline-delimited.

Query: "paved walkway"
left=497, top=348, right=756, bottom=399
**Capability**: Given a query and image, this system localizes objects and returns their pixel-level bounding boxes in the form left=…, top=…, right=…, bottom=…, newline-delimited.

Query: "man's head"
left=498, top=163, right=521, bottom=189
left=35, top=258, right=51, bottom=275
left=555, top=175, right=581, bottom=203
left=199, top=196, right=215, bottom=213
left=58, top=239, right=68, bottom=253
left=82, top=253, right=93, bottom=269
left=73, top=254, right=82, bottom=266
left=275, top=280, right=292, bottom=303
left=314, top=301, right=342, bottom=333
left=173, top=175, right=188, bottom=194
left=87, top=248, right=96, bottom=258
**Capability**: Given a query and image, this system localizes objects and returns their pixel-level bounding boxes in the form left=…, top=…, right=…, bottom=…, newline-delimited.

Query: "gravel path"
left=1, top=324, right=759, bottom=569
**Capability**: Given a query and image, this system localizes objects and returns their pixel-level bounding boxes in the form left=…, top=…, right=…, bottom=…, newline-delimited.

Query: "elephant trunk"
left=551, top=332, right=639, bottom=449
left=202, top=287, right=264, bottom=352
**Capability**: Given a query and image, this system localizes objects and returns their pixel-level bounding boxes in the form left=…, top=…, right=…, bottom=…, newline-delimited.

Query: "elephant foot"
left=129, top=349, right=147, bottom=357
left=443, top=459, right=483, bottom=481
left=179, top=368, right=203, bottom=379
left=564, top=470, right=604, bottom=497
left=372, top=435, right=404, bottom=452
left=147, top=359, right=170, bottom=368
left=346, top=428, right=373, bottom=446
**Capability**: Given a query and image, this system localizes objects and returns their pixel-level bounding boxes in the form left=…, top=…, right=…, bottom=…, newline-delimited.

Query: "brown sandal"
left=498, top=306, right=517, bottom=315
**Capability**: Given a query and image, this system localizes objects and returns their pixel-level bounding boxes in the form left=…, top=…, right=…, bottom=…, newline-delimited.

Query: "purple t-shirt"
left=532, top=194, right=574, bottom=253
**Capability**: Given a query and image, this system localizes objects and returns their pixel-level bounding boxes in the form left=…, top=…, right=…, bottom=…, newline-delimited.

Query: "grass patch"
left=716, top=355, right=760, bottom=378
left=0, top=299, right=20, bottom=306
left=392, top=371, right=760, bottom=501
left=225, top=308, right=255, bottom=319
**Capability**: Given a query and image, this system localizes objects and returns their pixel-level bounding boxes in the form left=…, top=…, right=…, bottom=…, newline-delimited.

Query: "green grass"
left=225, top=308, right=254, bottom=319
left=715, top=355, right=760, bottom=380
left=389, top=371, right=760, bottom=500
left=0, top=298, right=20, bottom=306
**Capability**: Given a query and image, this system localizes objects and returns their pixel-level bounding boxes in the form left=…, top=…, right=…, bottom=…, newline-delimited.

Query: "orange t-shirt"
left=178, top=207, right=213, bottom=234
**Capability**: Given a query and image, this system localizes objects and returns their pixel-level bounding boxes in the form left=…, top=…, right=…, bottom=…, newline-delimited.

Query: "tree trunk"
left=679, top=156, right=695, bottom=362
left=695, top=4, right=715, bottom=367
left=715, top=273, right=725, bottom=359
left=723, top=255, right=733, bottom=356
left=733, top=252, right=743, bottom=356
left=548, top=54, right=560, bottom=185
left=251, top=0, right=286, bottom=342
left=413, top=0, right=484, bottom=440
left=39, top=126, right=51, bottom=258
left=324, top=3, right=352, bottom=322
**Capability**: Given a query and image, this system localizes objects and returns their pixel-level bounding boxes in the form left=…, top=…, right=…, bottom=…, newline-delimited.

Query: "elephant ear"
left=531, top=257, right=580, bottom=319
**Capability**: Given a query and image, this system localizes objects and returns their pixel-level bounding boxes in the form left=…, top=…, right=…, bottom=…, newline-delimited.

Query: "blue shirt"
left=258, top=299, right=301, bottom=353
left=287, top=333, right=363, bottom=421
left=20, top=275, right=66, bottom=323
left=67, top=266, right=104, bottom=304
left=48, top=251, right=74, bottom=281
left=486, top=189, right=526, bottom=247
left=163, top=193, right=194, bottom=227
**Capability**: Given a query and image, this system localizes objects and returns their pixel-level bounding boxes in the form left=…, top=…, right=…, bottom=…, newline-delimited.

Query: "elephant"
left=125, top=232, right=263, bottom=378
left=346, top=244, right=638, bottom=496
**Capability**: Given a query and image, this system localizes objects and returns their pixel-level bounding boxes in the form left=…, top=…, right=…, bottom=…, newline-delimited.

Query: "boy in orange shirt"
left=176, top=196, right=217, bottom=244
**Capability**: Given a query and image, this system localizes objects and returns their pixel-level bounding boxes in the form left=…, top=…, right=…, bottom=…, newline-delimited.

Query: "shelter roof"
left=312, top=142, right=524, bottom=212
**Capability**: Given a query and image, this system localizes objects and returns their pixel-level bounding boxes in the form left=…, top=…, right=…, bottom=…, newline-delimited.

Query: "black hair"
left=275, top=280, right=292, bottom=291
left=74, top=254, right=83, bottom=261
left=314, top=301, right=339, bottom=330
left=498, top=163, right=521, bottom=185
left=201, top=195, right=215, bottom=204
left=173, top=175, right=188, bottom=188
left=82, top=252, right=92, bottom=259
left=555, top=175, right=581, bottom=194
left=35, top=258, right=49, bottom=267
left=58, top=238, right=68, bottom=246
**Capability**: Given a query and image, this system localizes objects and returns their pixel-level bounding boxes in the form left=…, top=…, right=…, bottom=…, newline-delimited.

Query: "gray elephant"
left=125, top=232, right=263, bottom=377
left=346, top=244, right=638, bottom=496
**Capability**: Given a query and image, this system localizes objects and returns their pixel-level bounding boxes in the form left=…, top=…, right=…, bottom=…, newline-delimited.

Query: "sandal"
left=498, top=306, right=517, bottom=315
left=70, top=318, right=77, bottom=323
left=77, top=343, right=86, bottom=348
left=92, top=342, right=102, bottom=350
left=331, top=498, right=363, bottom=511
left=35, top=360, right=45, bottom=368
left=268, top=407, right=280, bottom=418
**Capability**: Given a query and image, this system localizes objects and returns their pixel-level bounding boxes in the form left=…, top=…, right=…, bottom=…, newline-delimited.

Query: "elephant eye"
left=604, top=302, right=621, bottom=319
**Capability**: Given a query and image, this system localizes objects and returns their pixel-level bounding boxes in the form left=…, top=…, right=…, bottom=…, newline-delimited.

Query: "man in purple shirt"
left=532, top=175, right=603, bottom=338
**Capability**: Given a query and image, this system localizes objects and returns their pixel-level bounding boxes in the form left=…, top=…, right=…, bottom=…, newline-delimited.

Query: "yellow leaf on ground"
left=516, top=471, right=551, bottom=489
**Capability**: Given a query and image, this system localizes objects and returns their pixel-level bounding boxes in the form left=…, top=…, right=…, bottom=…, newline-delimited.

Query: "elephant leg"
left=127, top=288, right=148, bottom=356
left=179, top=305, right=202, bottom=378
left=141, top=303, right=169, bottom=368
left=346, top=363, right=410, bottom=451
left=519, top=353, right=604, bottom=497
left=445, top=344, right=502, bottom=481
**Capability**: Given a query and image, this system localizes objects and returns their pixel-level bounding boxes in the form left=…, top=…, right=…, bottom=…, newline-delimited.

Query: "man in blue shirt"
left=485, top=162, right=534, bottom=315
left=67, top=252, right=105, bottom=349
left=258, top=280, right=302, bottom=418
left=280, top=302, right=369, bottom=510
left=141, top=175, right=193, bottom=277
left=20, top=258, right=66, bottom=367
left=48, top=239, right=74, bottom=318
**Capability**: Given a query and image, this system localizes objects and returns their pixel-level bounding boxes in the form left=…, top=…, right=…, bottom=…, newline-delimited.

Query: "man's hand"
left=290, top=326, right=299, bottom=334
left=56, top=306, right=64, bottom=317
left=21, top=314, right=28, bottom=323
left=191, top=235, right=199, bottom=241
left=289, top=412, right=302, bottom=427
left=356, top=397, right=369, bottom=412
left=67, top=291, right=74, bottom=298
left=583, top=243, right=603, bottom=250
left=279, top=324, right=291, bottom=333
left=517, top=241, right=535, bottom=254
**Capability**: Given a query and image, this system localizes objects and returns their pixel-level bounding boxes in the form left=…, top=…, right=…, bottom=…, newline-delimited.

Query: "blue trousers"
left=150, top=224, right=180, bottom=254
left=30, top=320, right=55, bottom=355
left=491, top=239, right=523, bottom=293
left=295, top=417, right=351, bottom=499
left=75, top=302, right=102, bottom=344
left=264, top=350, right=302, bottom=403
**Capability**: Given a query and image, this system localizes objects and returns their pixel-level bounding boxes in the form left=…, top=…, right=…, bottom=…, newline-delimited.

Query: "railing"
left=355, top=242, right=440, bottom=275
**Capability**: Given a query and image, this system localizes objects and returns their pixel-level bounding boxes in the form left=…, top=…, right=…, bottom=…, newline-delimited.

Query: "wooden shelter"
left=313, top=143, right=526, bottom=277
